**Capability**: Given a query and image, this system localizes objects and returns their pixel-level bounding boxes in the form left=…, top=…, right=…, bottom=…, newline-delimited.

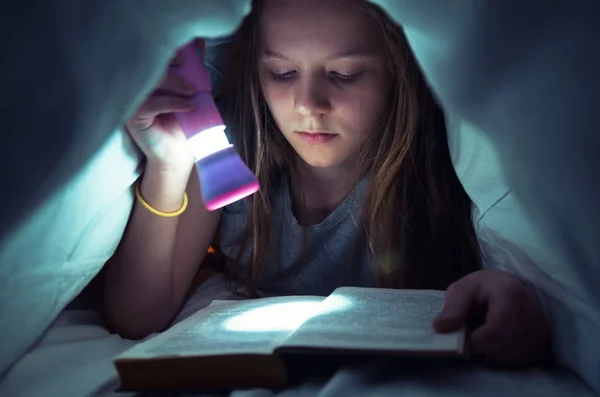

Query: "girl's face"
left=258, top=0, right=390, bottom=170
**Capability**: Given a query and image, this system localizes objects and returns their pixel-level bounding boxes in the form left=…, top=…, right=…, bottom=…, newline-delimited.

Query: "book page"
left=281, top=287, right=463, bottom=354
left=117, top=295, right=325, bottom=359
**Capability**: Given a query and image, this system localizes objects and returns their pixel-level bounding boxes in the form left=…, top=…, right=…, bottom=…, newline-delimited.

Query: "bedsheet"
left=1, top=274, right=595, bottom=397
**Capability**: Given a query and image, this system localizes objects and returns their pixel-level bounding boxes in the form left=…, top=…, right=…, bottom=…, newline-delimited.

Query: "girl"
left=105, top=0, right=479, bottom=335
left=104, top=0, right=550, bottom=367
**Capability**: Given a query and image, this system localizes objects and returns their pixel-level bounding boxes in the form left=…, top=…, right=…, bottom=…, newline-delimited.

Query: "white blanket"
left=1, top=274, right=595, bottom=397
left=1, top=1, right=599, bottom=394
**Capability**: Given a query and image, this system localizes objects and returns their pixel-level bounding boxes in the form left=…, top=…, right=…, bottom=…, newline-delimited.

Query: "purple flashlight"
left=170, top=39, right=259, bottom=211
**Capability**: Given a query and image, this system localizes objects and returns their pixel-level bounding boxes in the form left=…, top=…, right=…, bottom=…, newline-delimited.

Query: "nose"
left=294, top=77, right=331, bottom=117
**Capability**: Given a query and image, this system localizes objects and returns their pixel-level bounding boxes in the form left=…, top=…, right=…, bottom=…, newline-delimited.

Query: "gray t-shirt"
left=218, top=176, right=374, bottom=296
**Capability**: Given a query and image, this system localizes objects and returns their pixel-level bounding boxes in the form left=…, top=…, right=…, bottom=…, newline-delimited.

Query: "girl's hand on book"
left=433, top=269, right=552, bottom=368
left=126, top=51, right=198, bottom=172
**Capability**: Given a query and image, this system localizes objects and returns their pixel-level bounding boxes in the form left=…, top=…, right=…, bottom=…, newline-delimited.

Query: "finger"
left=156, top=73, right=197, bottom=95
left=468, top=297, right=520, bottom=358
left=170, top=51, right=185, bottom=66
left=469, top=319, right=528, bottom=368
left=159, top=113, right=185, bottom=135
left=434, top=273, right=481, bottom=333
left=137, top=95, right=196, bottom=119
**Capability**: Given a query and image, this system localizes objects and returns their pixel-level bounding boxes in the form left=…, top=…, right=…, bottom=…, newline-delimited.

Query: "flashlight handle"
left=170, top=40, right=223, bottom=141
left=170, top=39, right=261, bottom=210
left=173, top=39, right=212, bottom=93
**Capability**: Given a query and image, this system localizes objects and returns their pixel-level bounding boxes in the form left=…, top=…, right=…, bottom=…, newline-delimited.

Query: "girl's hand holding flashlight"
left=126, top=51, right=198, bottom=172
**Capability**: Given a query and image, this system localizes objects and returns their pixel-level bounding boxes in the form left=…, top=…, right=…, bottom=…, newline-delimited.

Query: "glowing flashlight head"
left=175, top=92, right=229, bottom=159
left=170, top=40, right=260, bottom=210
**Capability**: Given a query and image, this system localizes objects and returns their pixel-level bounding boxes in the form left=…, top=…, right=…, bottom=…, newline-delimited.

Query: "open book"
left=114, top=287, right=465, bottom=391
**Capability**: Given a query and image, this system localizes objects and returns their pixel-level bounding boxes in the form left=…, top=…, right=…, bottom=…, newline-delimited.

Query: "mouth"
left=295, top=131, right=339, bottom=144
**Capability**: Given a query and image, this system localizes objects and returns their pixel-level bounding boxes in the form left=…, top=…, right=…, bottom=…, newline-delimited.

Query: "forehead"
left=259, top=0, right=383, bottom=57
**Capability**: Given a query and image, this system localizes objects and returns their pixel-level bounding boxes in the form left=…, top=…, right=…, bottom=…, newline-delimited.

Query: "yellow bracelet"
left=134, top=182, right=188, bottom=218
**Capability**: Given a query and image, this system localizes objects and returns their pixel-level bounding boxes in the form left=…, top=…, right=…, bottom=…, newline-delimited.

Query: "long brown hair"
left=217, top=0, right=481, bottom=296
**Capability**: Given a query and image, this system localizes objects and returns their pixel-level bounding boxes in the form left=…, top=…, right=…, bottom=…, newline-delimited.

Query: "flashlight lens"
left=187, top=125, right=230, bottom=160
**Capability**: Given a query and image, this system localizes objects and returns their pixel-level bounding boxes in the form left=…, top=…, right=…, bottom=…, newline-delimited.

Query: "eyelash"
left=268, top=71, right=363, bottom=83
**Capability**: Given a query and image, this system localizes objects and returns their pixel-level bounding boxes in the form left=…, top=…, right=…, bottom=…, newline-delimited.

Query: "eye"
left=329, top=71, right=363, bottom=83
left=268, top=70, right=297, bottom=81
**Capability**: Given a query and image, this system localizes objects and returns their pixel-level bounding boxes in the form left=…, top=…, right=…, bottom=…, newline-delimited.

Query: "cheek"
left=261, top=84, right=292, bottom=125
left=337, top=89, right=388, bottom=138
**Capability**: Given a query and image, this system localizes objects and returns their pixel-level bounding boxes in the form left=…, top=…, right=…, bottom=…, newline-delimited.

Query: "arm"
left=104, top=164, right=221, bottom=339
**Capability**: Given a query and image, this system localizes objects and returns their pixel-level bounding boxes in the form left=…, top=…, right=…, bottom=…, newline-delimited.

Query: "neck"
left=291, top=155, right=360, bottom=225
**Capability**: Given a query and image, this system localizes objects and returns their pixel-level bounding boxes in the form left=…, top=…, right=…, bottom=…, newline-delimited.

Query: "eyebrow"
left=262, top=49, right=376, bottom=61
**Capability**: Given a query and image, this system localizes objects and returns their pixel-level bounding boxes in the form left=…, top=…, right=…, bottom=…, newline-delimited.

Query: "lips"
left=296, top=131, right=338, bottom=144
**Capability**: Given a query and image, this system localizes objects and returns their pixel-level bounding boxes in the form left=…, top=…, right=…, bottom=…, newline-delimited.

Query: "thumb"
left=433, top=273, right=480, bottom=333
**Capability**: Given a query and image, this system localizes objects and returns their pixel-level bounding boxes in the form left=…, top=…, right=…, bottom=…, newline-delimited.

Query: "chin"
left=298, top=154, right=347, bottom=169
left=287, top=138, right=352, bottom=169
